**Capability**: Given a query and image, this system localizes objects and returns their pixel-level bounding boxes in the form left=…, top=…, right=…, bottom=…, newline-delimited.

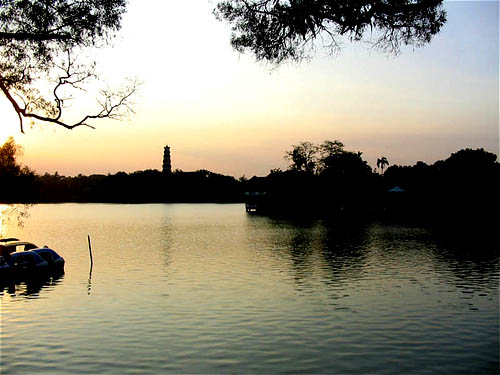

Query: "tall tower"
left=162, top=145, right=172, bottom=174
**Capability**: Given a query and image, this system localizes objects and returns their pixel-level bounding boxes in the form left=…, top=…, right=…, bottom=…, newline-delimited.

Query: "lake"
left=0, top=203, right=498, bottom=374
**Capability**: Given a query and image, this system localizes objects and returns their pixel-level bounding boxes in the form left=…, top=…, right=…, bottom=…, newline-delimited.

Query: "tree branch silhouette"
left=0, top=0, right=137, bottom=132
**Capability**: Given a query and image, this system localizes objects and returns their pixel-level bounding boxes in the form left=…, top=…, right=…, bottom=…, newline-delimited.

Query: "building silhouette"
left=162, top=146, right=172, bottom=174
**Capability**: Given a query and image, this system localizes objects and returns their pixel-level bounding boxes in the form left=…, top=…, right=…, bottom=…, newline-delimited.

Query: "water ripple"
left=1, top=204, right=498, bottom=374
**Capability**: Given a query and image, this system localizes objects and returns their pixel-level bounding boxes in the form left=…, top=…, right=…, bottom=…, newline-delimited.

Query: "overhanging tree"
left=0, top=0, right=137, bottom=132
left=214, top=0, right=447, bottom=64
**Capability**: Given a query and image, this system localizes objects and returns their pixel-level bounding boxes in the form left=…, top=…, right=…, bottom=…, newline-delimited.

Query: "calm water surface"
left=0, top=204, right=498, bottom=374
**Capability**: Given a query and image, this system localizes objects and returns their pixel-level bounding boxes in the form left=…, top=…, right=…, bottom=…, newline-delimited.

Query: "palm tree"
left=377, top=157, right=389, bottom=174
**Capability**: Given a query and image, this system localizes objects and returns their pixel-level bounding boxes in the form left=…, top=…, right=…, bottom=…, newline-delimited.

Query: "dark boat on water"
left=0, top=240, right=65, bottom=280
left=32, top=248, right=65, bottom=272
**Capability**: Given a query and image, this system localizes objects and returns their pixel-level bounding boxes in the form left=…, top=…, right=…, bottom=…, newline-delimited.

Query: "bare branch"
left=0, top=0, right=130, bottom=131
left=0, top=66, right=140, bottom=131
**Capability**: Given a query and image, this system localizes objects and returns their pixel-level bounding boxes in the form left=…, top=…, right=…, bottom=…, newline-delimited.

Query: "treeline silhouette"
left=21, top=169, right=242, bottom=203
left=242, top=141, right=499, bottom=241
left=0, top=138, right=241, bottom=203
left=1, top=137, right=498, bottom=235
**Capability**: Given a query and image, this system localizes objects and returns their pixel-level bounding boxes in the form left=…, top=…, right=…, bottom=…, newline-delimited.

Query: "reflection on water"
left=87, top=263, right=93, bottom=295
left=1, top=272, right=64, bottom=298
left=0, top=204, right=498, bottom=374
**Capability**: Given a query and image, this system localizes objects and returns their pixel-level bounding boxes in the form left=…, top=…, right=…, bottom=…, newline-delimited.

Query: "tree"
left=285, top=141, right=318, bottom=173
left=317, top=139, right=345, bottom=172
left=443, top=148, right=497, bottom=173
left=0, top=0, right=137, bottom=132
left=214, top=0, right=447, bottom=64
left=321, top=150, right=372, bottom=180
left=0, top=136, right=37, bottom=202
left=376, top=156, right=389, bottom=174
left=0, top=136, right=23, bottom=177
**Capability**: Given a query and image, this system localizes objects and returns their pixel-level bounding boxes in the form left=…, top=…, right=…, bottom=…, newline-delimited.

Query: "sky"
left=1, top=0, right=498, bottom=177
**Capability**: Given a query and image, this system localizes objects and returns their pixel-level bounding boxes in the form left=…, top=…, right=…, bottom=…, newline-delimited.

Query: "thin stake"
left=88, top=234, right=93, bottom=267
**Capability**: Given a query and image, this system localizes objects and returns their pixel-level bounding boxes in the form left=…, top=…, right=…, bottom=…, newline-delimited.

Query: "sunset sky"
left=1, top=0, right=498, bottom=178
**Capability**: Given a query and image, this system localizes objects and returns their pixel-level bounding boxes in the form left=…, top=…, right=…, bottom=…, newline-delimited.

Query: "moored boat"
left=32, top=248, right=65, bottom=273
left=7, top=251, right=49, bottom=275
left=0, top=240, right=65, bottom=280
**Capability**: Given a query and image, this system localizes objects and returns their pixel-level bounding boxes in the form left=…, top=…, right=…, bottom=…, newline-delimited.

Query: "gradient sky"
left=1, top=0, right=498, bottom=177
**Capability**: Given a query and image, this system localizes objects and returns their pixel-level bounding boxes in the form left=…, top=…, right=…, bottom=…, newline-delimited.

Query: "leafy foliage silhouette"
left=214, top=0, right=447, bottom=64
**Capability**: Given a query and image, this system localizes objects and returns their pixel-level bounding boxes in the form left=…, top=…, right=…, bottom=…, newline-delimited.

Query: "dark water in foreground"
left=0, top=204, right=498, bottom=374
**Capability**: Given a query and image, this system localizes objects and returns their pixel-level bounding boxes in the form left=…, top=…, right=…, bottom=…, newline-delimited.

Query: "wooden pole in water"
left=87, top=235, right=93, bottom=267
